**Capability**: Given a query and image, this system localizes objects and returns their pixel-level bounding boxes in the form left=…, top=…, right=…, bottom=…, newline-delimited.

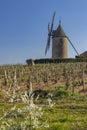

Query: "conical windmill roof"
left=52, top=23, right=67, bottom=38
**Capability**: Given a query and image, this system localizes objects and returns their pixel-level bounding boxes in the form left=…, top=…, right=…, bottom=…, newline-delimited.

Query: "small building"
left=80, top=51, right=87, bottom=57
left=26, top=59, right=34, bottom=66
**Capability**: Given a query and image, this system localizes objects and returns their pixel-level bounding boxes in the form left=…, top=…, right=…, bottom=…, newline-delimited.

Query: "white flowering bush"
left=0, top=82, right=55, bottom=129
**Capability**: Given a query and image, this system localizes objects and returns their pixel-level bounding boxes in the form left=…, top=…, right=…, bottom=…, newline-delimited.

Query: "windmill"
left=45, top=12, right=79, bottom=58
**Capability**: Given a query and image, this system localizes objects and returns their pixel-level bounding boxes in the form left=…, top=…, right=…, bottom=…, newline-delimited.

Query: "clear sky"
left=0, top=0, right=87, bottom=65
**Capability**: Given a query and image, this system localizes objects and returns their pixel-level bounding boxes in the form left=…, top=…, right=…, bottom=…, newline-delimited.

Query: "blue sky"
left=0, top=0, right=87, bottom=65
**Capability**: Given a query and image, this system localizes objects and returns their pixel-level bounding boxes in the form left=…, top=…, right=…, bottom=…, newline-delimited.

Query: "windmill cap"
left=52, top=23, right=67, bottom=38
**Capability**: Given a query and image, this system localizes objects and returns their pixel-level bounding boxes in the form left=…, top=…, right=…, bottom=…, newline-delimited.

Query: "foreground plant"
left=0, top=82, right=51, bottom=129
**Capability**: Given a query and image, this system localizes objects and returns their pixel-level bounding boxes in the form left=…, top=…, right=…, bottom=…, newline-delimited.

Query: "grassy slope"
left=0, top=96, right=87, bottom=130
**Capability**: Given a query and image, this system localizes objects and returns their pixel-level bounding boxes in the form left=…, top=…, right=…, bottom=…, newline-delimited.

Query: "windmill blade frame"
left=45, top=34, right=50, bottom=55
left=68, top=37, right=79, bottom=56
left=50, top=11, right=56, bottom=33
left=45, top=12, right=56, bottom=55
left=48, top=22, right=51, bottom=33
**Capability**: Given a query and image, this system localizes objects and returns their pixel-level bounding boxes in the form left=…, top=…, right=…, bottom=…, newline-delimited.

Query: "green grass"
left=42, top=98, right=87, bottom=130
left=0, top=97, right=87, bottom=130
left=0, top=86, right=87, bottom=130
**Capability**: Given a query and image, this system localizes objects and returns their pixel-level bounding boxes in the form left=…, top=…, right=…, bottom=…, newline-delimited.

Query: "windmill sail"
left=67, top=37, right=79, bottom=56
left=45, top=12, right=56, bottom=55
left=50, top=12, right=56, bottom=33
left=45, top=34, right=50, bottom=55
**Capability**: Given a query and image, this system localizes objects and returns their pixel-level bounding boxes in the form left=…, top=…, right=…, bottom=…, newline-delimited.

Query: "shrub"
left=54, top=89, right=69, bottom=98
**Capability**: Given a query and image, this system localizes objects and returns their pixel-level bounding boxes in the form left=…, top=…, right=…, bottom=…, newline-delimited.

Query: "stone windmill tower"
left=45, top=12, right=79, bottom=58
left=52, top=21, right=68, bottom=58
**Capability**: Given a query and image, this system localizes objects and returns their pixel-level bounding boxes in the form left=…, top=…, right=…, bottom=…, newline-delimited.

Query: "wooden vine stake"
left=44, top=71, right=48, bottom=85
left=82, top=66, right=85, bottom=92
left=14, top=70, right=17, bottom=87
left=4, top=70, right=8, bottom=86
left=36, top=72, right=40, bottom=88
left=72, top=70, right=75, bottom=95
left=63, top=68, right=70, bottom=90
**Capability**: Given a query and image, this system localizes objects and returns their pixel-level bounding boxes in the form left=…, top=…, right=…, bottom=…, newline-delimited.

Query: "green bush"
left=54, top=89, right=69, bottom=98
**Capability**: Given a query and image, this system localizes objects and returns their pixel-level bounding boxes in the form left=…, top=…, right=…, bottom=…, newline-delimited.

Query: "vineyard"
left=0, top=62, right=87, bottom=129
left=0, top=62, right=87, bottom=93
